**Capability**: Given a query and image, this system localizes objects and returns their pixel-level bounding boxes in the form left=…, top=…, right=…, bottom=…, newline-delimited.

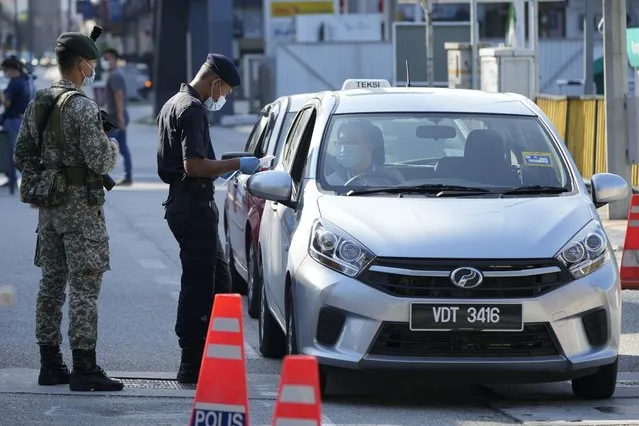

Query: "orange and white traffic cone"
left=271, top=355, right=322, bottom=426
left=621, top=194, right=639, bottom=289
left=190, top=294, right=249, bottom=426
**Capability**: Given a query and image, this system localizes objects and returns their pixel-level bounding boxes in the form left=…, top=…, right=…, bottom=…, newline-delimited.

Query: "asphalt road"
left=3, top=69, right=639, bottom=425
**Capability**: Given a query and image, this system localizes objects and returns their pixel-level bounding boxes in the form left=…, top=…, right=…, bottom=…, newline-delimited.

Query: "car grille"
left=358, top=258, right=572, bottom=299
left=368, top=322, right=560, bottom=358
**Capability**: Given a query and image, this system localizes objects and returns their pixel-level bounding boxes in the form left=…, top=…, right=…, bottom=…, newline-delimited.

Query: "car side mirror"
left=591, top=172, right=629, bottom=208
left=221, top=151, right=254, bottom=160
left=246, top=170, right=297, bottom=209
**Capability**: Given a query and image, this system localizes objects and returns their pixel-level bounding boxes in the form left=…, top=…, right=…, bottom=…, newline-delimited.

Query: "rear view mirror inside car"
left=416, top=125, right=456, bottom=139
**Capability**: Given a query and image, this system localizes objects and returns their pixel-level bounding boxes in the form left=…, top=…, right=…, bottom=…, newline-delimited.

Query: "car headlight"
left=555, top=220, right=610, bottom=279
left=308, top=219, right=374, bottom=277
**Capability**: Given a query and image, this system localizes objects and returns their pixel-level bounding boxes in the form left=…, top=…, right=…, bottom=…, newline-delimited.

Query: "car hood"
left=316, top=195, right=595, bottom=259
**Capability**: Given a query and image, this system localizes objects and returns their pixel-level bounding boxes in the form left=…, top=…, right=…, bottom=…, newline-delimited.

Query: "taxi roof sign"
left=341, top=79, right=391, bottom=90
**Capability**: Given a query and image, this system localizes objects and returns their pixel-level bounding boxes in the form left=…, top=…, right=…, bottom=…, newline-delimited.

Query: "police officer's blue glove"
left=239, top=157, right=260, bottom=175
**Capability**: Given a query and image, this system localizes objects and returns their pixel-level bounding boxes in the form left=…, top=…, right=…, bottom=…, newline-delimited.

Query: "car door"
left=270, top=106, right=317, bottom=318
left=262, top=108, right=311, bottom=320
left=228, top=110, right=270, bottom=260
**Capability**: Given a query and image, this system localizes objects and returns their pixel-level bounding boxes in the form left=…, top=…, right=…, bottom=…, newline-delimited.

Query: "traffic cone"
left=271, top=355, right=321, bottom=426
left=621, top=194, right=639, bottom=289
left=190, top=294, right=249, bottom=426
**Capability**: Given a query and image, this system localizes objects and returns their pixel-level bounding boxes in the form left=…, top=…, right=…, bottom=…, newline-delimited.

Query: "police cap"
left=205, top=53, right=241, bottom=87
left=56, top=32, right=100, bottom=60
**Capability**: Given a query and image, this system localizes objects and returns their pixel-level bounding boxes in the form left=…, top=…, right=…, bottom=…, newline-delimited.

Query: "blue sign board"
left=108, top=0, right=124, bottom=23
left=76, top=0, right=95, bottom=20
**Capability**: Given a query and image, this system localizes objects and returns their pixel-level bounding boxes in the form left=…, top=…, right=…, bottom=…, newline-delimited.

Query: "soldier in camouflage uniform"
left=13, top=30, right=124, bottom=392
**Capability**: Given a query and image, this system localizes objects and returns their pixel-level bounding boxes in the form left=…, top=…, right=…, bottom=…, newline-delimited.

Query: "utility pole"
left=583, top=0, right=594, bottom=94
left=419, top=0, right=434, bottom=86
left=602, top=0, right=632, bottom=219
left=13, top=0, right=19, bottom=51
left=67, top=0, right=72, bottom=31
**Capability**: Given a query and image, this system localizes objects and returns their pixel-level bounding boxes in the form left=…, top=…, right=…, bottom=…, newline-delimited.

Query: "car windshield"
left=318, top=113, right=572, bottom=194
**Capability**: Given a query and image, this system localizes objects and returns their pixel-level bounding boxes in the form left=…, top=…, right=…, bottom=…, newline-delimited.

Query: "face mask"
left=204, top=80, right=227, bottom=111
left=204, top=95, right=226, bottom=111
left=81, top=62, right=95, bottom=86
left=336, top=145, right=363, bottom=168
left=100, top=59, right=110, bottom=70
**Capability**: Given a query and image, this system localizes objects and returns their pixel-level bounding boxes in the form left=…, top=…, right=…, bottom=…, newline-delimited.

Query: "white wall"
left=274, top=37, right=616, bottom=98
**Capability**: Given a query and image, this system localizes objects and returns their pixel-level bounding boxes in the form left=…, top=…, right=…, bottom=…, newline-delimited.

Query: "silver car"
left=246, top=79, right=629, bottom=399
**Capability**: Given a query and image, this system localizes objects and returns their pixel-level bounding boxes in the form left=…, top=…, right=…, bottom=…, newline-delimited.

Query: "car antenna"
left=405, top=60, right=411, bottom=88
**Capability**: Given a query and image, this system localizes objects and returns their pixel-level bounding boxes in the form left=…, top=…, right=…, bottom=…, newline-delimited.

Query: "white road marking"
left=321, top=414, right=337, bottom=426
left=138, top=259, right=167, bottom=269
left=155, top=276, right=180, bottom=286
left=244, top=343, right=259, bottom=359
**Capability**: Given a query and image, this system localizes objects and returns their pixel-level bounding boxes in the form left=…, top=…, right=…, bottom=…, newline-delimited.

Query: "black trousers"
left=165, top=192, right=231, bottom=349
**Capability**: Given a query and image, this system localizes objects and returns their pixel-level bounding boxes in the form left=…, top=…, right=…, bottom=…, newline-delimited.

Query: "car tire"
left=286, top=288, right=299, bottom=355
left=571, top=358, right=618, bottom=400
left=286, top=287, right=329, bottom=395
left=258, top=275, right=285, bottom=358
left=224, top=224, right=246, bottom=295
left=246, top=241, right=261, bottom=319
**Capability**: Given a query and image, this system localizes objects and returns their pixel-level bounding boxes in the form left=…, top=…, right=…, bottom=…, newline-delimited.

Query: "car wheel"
left=571, top=358, right=618, bottom=400
left=286, top=288, right=299, bottom=355
left=246, top=241, right=261, bottom=319
left=286, top=286, right=329, bottom=395
left=258, top=275, right=285, bottom=358
left=224, top=224, right=246, bottom=295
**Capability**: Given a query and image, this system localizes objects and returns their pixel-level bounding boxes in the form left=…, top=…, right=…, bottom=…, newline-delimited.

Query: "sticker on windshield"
left=522, top=152, right=553, bottom=167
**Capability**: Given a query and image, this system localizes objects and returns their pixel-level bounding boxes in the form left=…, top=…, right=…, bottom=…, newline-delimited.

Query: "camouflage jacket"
left=13, top=79, right=118, bottom=204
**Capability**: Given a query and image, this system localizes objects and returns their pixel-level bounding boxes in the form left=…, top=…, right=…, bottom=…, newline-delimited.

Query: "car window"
left=259, top=106, right=281, bottom=158
left=282, top=108, right=312, bottom=172
left=318, top=113, right=571, bottom=193
left=272, top=111, right=297, bottom=159
left=244, top=114, right=269, bottom=154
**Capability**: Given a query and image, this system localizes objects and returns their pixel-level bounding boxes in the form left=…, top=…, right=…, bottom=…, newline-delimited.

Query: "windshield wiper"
left=345, top=184, right=491, bottom=197
left=500, top=185, right=570, bottom=195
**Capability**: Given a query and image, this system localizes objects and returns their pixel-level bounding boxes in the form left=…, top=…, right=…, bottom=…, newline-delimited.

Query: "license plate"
left=409, top=303, right=523, bottom=332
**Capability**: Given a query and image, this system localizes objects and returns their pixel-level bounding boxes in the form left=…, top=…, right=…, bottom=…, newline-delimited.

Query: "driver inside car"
left=325, top=120, right=404, bottom=186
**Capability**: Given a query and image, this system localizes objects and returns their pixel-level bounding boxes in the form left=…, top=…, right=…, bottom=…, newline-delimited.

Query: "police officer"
left=157, top=53, right=260, bottom=383
left=13, top=28, right=124, bottom=392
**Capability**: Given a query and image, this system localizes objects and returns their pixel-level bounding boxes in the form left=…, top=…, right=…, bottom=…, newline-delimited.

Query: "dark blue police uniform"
left=156, top=53, right=241, bottom=384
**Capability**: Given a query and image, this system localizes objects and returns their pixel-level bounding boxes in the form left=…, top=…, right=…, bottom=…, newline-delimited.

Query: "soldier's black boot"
left=177, top=345, right=204, bottom=384
left=69, top=349, right=124, bottom=392
left=38, top=345, right=70, bottom=385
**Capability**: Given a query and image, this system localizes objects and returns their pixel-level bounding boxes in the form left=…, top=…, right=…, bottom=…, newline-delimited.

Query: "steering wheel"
left=344, top=171, right=398, bottom=186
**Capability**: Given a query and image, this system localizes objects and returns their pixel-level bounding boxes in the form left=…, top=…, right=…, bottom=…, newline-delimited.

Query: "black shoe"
left=116, top=177, right=133, bottom=186
left=38, top=345, right=70, bottom=386
left=177, top=346, right=203, bottom=384
left=69, top=349, right=124, bottom=392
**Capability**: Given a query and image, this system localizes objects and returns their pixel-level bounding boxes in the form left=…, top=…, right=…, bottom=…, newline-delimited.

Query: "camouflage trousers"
left=34, top=194, right=110, bottom=350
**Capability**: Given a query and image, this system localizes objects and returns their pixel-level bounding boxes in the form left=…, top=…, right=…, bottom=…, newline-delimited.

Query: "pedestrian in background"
left=157, top=52, right=260, bottom=384
left=0, top=57, right=32, bottom=190
left=101, top=47, right=132, bottom=185
left=13, top=27, right=124, bottom=392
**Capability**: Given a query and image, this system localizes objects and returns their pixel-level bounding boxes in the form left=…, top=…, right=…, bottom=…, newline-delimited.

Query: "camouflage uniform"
left=13, top=79, right=118, bottom=351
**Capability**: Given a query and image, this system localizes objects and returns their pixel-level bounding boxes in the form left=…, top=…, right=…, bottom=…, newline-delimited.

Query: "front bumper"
left=292, top=254, right=621, bottom=383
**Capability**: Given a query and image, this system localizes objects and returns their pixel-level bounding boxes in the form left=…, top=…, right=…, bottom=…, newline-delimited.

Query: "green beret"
left=56, top=32, right=100, bottom=60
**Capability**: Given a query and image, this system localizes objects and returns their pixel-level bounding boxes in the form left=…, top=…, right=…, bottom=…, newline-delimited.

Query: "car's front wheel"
left=571, top=358, right=618, bottom=399
left=258, top=274, right=285, bottom=358
left=286, top=287, right=328, bottom=395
